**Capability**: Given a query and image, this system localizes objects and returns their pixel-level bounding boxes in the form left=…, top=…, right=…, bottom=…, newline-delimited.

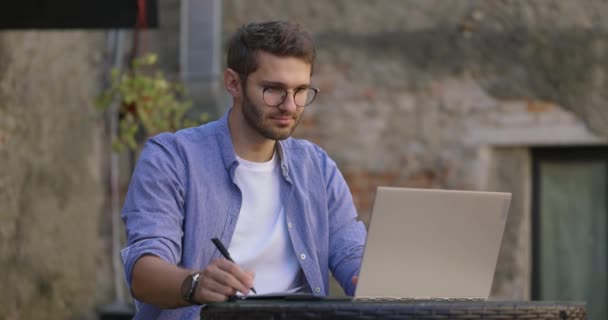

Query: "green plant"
left=96, top=53, right=208, bottom=152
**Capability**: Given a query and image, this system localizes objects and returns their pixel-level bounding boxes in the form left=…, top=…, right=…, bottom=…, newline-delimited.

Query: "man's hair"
left=227, top=21, right=315, bottom=76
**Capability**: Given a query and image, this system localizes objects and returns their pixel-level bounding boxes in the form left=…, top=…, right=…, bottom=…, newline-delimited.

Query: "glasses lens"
left=263, top=88, right=287, bottom=107
left=295, top=88, right=317, bottom=107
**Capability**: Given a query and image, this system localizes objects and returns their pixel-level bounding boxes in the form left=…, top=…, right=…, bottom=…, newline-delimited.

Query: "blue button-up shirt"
left=120, top=110, right=366, bottom=320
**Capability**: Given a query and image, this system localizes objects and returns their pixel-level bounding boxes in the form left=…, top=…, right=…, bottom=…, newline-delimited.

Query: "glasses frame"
left=261, top=86, right=320, bottom=108
left=235, top=70, right=319, bottom=108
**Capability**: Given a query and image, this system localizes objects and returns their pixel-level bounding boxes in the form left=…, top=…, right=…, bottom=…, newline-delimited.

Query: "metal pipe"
left=109, top=29, right=126, bottom=304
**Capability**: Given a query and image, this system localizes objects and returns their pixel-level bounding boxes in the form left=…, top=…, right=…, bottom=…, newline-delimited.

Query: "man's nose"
left=278, top=92, right=297, bottom=113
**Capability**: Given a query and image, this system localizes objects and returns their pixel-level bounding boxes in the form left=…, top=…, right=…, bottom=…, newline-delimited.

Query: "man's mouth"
left=269, top=115, right=295, bottom=126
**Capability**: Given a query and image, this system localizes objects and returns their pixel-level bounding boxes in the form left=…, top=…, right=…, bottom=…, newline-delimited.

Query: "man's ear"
left=224, top=68, right=243, bottom=98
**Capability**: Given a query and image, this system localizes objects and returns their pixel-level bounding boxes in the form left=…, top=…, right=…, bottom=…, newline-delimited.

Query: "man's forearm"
left=131, top=255, right=191, bottom=309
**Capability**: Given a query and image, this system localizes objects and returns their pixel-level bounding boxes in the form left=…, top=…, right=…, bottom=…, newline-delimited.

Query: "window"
left=532, top=147, right=607, bottom=320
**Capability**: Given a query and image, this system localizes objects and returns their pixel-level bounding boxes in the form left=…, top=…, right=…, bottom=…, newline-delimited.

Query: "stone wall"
left=223, top=0, right=608, bottom=298
left=2, top=1, right=608, bottom=317
left=0, top=32, right=111, bottom=319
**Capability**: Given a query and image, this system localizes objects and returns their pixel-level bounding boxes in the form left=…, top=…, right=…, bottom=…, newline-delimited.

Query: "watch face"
left=181, top=274, right=194, bottom=301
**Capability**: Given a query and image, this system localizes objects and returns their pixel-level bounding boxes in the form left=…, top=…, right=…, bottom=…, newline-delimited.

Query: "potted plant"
left=96, top=53, right=207, bottom=152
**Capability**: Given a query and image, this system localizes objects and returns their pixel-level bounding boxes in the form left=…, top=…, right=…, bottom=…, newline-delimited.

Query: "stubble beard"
left=241, top=92, right=301, bottom=141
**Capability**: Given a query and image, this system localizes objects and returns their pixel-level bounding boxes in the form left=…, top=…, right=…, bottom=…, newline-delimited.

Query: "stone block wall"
left=0, top=32, right=111, bottom=319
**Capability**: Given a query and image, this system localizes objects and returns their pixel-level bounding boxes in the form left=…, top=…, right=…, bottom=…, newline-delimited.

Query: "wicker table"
left=201, top=299, right=586, bottom=320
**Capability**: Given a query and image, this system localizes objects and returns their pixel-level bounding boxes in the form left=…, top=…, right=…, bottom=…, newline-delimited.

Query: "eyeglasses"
left=262, top=86, right=319, bottom=107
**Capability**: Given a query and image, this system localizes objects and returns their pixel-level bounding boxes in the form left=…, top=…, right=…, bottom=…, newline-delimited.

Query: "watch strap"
left=184, top=273, right=201, bottom=304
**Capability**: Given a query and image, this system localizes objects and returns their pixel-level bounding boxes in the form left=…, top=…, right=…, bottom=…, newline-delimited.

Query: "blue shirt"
left=120, top=110, right=367, bottom=320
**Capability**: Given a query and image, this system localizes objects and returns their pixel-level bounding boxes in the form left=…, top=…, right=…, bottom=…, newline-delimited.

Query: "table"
left=201, top=299, right=586, bottom=320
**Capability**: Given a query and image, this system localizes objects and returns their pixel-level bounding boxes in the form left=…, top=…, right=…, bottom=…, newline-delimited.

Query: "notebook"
left=354, top=187, right=511, bottom=300
left=230, top=186, right=511, bottom=301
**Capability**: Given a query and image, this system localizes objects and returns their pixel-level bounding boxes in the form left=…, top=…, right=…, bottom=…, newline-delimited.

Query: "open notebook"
left=233, top=187, right=511, bottom=301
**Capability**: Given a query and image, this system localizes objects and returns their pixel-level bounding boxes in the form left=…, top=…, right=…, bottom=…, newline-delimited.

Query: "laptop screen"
left=355, top=187, right=511, bottom=299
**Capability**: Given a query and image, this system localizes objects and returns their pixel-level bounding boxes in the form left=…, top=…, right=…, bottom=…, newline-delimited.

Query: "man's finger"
left=215, top=259, right=254, bottom=291
left=206, top=261, right=251, bottom=294
left=199, top=276, right=237, bottom=297
left=198, top=287, right=229, bottom=303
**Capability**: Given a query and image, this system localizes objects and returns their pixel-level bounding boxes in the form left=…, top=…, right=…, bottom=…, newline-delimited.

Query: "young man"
left=121, top=21, right=366, bottom=319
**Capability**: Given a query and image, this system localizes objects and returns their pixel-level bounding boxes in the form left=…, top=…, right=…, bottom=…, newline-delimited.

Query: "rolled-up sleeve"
left=323, top=157, right=367, bottom=296
left=120, top=134, right=186, bottom=289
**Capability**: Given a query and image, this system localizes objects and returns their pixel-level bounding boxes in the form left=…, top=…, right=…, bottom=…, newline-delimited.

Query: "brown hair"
left=227, top=21, right=315, bottom=77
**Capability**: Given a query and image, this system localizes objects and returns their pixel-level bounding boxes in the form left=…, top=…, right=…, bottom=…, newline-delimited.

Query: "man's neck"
left=228, top=108, right=277, bottom=162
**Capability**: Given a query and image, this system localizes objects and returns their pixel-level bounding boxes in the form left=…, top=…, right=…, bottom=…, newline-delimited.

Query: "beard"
left=241, top=91, right=301, bottom=141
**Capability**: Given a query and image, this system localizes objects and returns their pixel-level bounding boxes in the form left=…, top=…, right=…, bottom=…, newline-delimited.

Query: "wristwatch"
left=180, top=272, right=201, bottom=304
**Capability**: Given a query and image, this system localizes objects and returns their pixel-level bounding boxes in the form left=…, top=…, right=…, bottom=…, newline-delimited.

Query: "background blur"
left=1, top=1, right=607, bottom=319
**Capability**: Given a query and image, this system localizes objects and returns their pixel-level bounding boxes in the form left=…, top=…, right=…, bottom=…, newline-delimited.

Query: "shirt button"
left=300, top=253, right=306, bottom=260
left=288, top=222, right=293, bottom=229
left=315, top=287, right=321, bottom=293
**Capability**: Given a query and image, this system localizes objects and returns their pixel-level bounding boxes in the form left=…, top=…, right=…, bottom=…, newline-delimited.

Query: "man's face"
left=239, top=51, right=312, bottom=141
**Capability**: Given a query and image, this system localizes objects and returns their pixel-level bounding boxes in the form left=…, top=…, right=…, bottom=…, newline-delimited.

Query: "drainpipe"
left=98, top=30, right=135, bottom=319
left=180, top=0, right=224, bottom=117
left=109, top=29, right=126, bottom=306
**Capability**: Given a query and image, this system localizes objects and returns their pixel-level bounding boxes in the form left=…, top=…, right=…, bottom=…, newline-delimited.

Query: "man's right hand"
left=131, top=255, right=255, bottom=308
left=193, top=258, right=255, bottom=303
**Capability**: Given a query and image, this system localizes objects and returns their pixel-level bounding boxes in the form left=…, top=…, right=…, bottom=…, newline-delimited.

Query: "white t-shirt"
left=229, top=151, right=303, bottom=294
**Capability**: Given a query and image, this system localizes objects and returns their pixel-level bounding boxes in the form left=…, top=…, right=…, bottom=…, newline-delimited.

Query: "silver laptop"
left=354, top=187, right=511, bottom=300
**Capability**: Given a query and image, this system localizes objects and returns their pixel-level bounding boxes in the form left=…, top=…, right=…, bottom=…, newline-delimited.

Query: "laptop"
left=354, top=187, right=511, bottom=300
left=228, top=186, right=511, bottom=302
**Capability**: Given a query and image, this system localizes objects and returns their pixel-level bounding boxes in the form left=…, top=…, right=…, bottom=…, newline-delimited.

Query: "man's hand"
left=352, top=276, right=358, bottom=286
left=193, top=258, right=255, bottom=303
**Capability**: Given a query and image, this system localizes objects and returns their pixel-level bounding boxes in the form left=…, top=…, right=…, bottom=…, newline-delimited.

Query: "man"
left=121, top=20, right=366, bottom=319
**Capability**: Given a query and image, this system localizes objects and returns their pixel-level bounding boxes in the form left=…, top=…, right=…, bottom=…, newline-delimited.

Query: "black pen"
left=211, top=237, right=257, bottom=294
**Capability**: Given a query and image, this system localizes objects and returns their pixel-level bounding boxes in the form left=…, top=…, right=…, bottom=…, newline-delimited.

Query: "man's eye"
left=265, top=87, right=283, bottom=94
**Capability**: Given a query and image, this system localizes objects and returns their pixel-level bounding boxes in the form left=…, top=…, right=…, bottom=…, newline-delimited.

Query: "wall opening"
left=532, top=146, right=608, bottom=320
